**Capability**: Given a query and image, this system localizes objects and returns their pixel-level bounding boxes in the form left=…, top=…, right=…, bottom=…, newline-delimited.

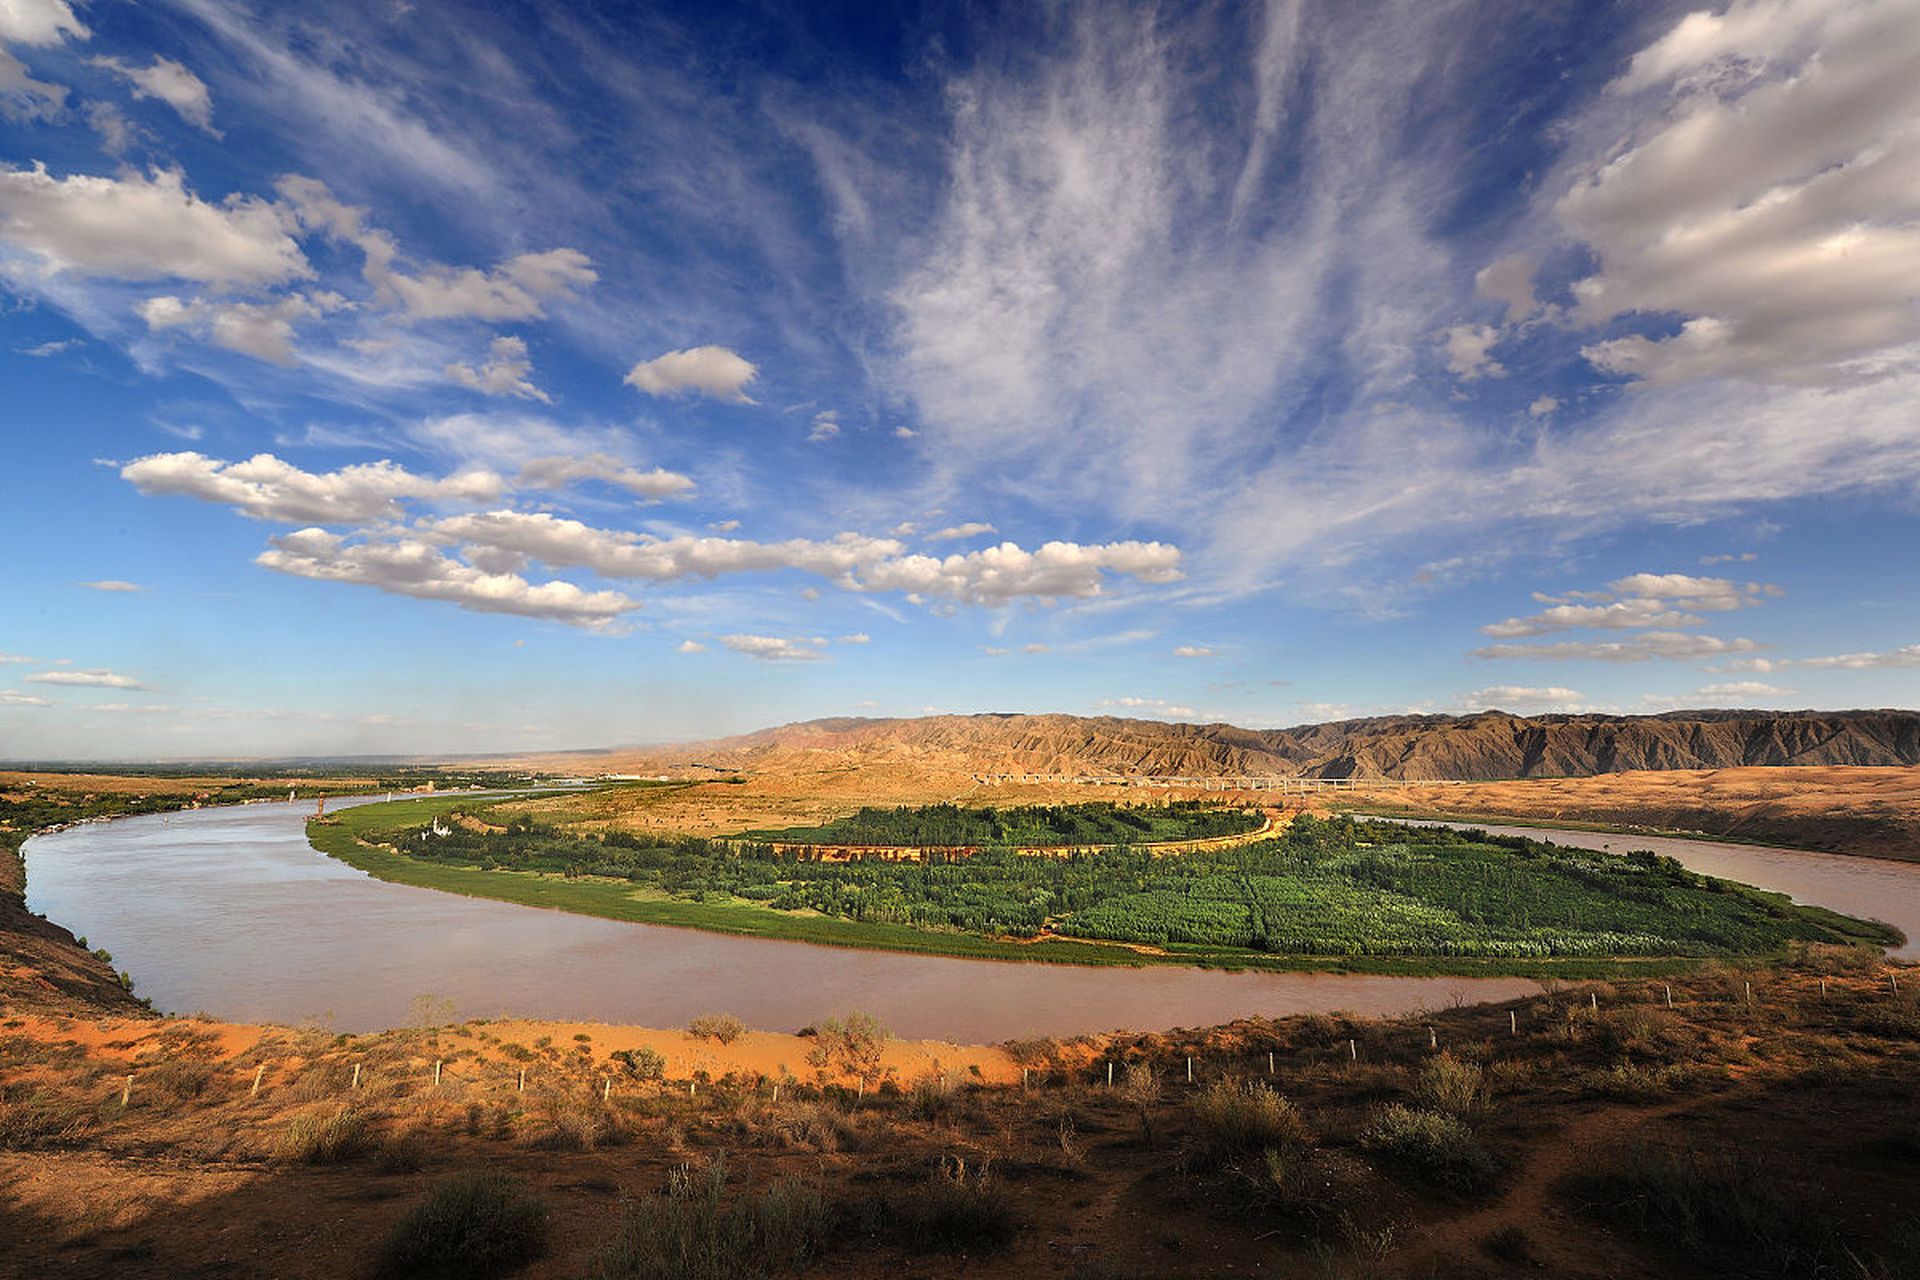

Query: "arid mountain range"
left=514, top=709, right=1920, bottom=783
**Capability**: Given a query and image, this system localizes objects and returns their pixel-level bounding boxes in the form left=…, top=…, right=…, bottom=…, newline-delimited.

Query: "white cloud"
left=1795, top=644, right=1920, bottom=670
left=707, top=519, right=740, bottom=532
left=17, top=337, right=81, bottom=356
left=139, top=291, right=345, bottom=365
left=257, top=528, right=638, bottom=629
left=1172, top=644, right=1215, bottom=658
left=1473, top=632, right=1761, bottom=663
left=927, top=522, right=996, bottom=542
left=91, top=55, right=220, bottom=135
left=0, top=164, right=309, bottom=287
left=1097, top=696, right=1197, bottom=720
left=838, top=633, right=870, bottom=645
left=1481, top=572, right=1774, bottom=638
left=122, top=451, right=502, bottom=524
left=1457, top=685, right=1587, bottom=711
left=0, top=690, right=51, bottom=706
left=1474, top=252, right=1537, bottom=322
left=448, top=335, right=548, bottom=402
left=1561, top=0, right=1920, bottom=386
left=1696, top=681, right=1795, bottom=698
left=807, top=409, right=840, bottom=442
left=721, top=633, right=829, bottom=662
left=1442, top=323, right=1504, bottom=380
left=79, top=580, right=143, bottom=592
left=515, top=453, right=694, bottom=501
left=1527, top=395, right=1558, bottom=417
left=27, top=668, right=144, bottom=689
left=1700, top=552, right=1758, bottom=566
left=624, top=345, right=758, bottom=403
left=892, top=426, right=917, bottom=439
left=675, top=639, right=707, bottom=653
left=276, top=177, right=595, bottom=321
left=0, top=0, right=88, bottom=119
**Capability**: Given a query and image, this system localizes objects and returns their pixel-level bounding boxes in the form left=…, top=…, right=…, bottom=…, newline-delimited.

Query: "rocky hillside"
left=539, top=708, right=1920, bottom=782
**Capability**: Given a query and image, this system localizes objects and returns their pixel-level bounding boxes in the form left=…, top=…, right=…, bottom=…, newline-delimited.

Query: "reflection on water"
left=25, top=802, right=1912, bottom=1037
left=23, top=800, right=1537, bottom=1037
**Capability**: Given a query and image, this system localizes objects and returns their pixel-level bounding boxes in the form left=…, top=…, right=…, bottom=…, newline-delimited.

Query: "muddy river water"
left=22, top=800, right=1916, bottom=1039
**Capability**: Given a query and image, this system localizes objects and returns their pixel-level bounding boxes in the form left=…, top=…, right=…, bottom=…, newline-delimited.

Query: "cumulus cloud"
left=1442, top=323, right=1504, bottom=380
left=927, top=522, right=996, bottom=542
left=1527, top=395, right=1558, bottom=417
left=27, top=668, right=144, bottom=689
left=838, top=632, right=870, bottom=645
left=624, top=345, right=758, bottom=403
left=1097, top=696, right=1197, bottom=719
left=276, top=176, right=595, bottom=321
left=807, top=409, right=840, bottom=442
left=257, top=528, right=638, bottom=629
left=1473, top=632, right=1761, bottom=663
left=91, top=55, right=220, bottom=135
left=720, top=633, right=829, bottom=662
left=514, top=453, right=694, bottom=501
left=139, top=291, right=345, bottom=365
left=79, top=579, right=143, bottom=592
left=1795, top=643, right=1920, bottom=670
left=447, top=335, right=548, bottom=402
left=1172, top=644, right=1215, bottom=658
left=1562, top=0, right=1920, bottom=386
left=1457, top=685, right=1587, bottom=711
left=0, top=0, right=88, bottom=119
left=676, top=639, right=707, bottom=653
left=0, top=690, right=52, bottom=706
left=1482, top=572, right=1774, bottom=638
left=1696, top=680, right=1795, bottom=698
left=122, top=451, right=502, bottom=524
left=0, top=164, right=309, bottom=287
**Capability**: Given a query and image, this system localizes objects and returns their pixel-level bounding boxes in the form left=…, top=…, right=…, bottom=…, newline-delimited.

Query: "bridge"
left=967, top=774, right=1470, bottom=793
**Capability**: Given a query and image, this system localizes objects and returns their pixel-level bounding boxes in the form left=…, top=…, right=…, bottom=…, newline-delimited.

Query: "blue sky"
left=2, top=0, right=1918, bottom=759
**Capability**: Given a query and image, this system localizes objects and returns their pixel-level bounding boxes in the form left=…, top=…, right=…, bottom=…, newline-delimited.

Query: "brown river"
left=22, top=799, right=1916, bottom=1040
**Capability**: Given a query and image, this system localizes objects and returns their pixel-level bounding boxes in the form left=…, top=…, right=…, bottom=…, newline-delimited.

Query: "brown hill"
left=511, top=709, right=1920, bottom=783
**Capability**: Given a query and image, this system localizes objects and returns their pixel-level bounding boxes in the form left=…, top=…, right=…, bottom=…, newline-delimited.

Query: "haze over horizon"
left=4, top=0, right=1919, bottom=758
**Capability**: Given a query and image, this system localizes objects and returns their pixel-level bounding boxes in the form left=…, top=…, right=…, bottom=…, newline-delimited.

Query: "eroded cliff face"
left=589, top=709, right=1920, bottom=782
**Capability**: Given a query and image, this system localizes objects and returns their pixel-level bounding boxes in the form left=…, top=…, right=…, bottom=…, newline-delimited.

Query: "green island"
left=738, top=800, right=1263, bottom=846
left=306, top=795, right=1900, bottom=978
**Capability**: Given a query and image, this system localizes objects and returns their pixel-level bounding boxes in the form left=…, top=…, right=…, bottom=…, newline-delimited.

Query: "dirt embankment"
left=1362, top=765, right=1920, bottom=862
left=1, top=837, right=152, bottom=1019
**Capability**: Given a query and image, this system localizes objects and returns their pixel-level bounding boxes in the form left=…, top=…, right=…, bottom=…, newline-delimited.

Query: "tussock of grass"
left=377, top=1170, right=550, bottom=1278
left=587, top=1159, right=826, bottom=1280
left=0, top=1087, right=91, bottom=1149
left=1360, top=1104, right=1497, bottom=1192
left=1565, top=1144, right=1857, bottom=1278
left=276, top=1105, right=371, bottom=1163
left=1187, top=1080, right=1313, bottom=1170
left=838, top=1156, right=1022, bottom=1256
left=1413, top=1052, right=1485, bottom=1117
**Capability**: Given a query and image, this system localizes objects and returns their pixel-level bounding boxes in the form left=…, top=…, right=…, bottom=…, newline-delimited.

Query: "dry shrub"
left=146, top=1059, right=218, bottom=1100
left=686, top=1014, right=747, bottom=1045
left=1413, top=1053, right=1485, bottom=1117
left=838, top=1156, right=1021, bottom=1256
left=1580, top=1062, right=1694, bottom=1101
left=0, top=1087, right=91, bottom=1149
left=1187, top=1081, right=1313, bottom=1170
left=587, top=1159, right=825, bottom=1280
left=377, top=1171, right=550, bottom=1278
left=525, top=1094, right=617, bottom=1151
left=1361, top=1105, right=1497, bottom=1193
left=276, top=1105, right=371, bottom=1163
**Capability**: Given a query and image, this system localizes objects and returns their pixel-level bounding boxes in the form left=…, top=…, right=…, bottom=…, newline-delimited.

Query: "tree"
left=806, top=1012, right=892, bottom=1098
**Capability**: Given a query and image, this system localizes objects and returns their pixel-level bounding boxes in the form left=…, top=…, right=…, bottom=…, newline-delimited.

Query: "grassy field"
left=307, top=797, right=1898, bottom=979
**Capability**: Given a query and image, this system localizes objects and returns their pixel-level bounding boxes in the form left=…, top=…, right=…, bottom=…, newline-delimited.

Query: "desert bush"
left=277, top=1105, right=370, bottom=1163
left=1360, top=1105, right=1496, bottom=1192
left=587, top=1159, right=826, bottom=1280
left=907, top=1069, right=961, bottom=1122
left=613, top=1047, right=666, bottom=1080
left=1413, top=1052, right=1485, bottom=1116
left=376, top=1128, right=431, bottom=1173
left=1857, top=995, right=1920, bottom=1039
left=806, top=1013, right=891, bottom=1093
left=687, top=1014, right=747, bottom=1045
left=147, top=1059, right=218, bottom=1100
left=377, top=1170, right=550, bottom=1278
left=525, top=1094, right=616, bottom=1151
left=1581, top=1061, right=1693, bottom=1101
left=1565, top=1144, right=1854, bottom=1277
left=1119, top=1062, right=1159, bottom=1141
left=839, top=1156, right=1021, bottom=1255
left=1593, top=1006, right=1687, bottom=1060
left=1482, top=1224, right=1533, bottom=1263
left=0, top=1087, right=91, bottom=1149
left=1187, top=1080, right=1312, bottom=1170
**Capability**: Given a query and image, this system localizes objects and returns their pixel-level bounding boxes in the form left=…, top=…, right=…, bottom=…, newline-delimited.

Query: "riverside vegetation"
left=308, top=797, right=1900, bottom=975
